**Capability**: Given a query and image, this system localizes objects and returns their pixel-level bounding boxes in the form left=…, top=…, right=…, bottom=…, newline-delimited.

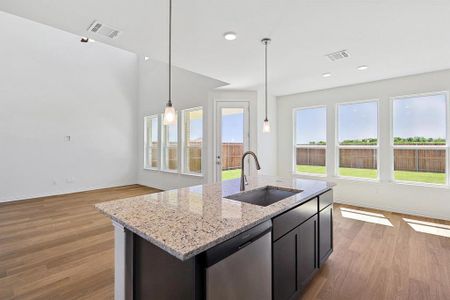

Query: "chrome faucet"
left=240, top=151, right=261, bottom=191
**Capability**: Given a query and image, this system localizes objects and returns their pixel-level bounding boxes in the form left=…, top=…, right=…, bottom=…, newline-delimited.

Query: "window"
left=183, top=108, right=203, bottom=174
left=144, top=115, right=159, bottom=169
left=161, top=112, right=178, bottom=171
left=337, top=101, right=379, bottom=179
left=392, top=93, right=447, bottom=185
left=294, top=107, right=327, bottom=175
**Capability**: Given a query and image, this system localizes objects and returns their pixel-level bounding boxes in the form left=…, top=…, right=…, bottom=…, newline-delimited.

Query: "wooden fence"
left=393, top=149, right=445, bottom=173
left=221, top=143, right=244, bottom=170
left=296, top=147, right=446, bottom=173
left=339, top=148, right=377, bottom=169
left=147, top=142, right=243, bottom=172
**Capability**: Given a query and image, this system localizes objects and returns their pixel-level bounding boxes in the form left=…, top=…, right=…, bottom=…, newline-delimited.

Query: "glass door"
left=216, top=102, right=249, bottom=181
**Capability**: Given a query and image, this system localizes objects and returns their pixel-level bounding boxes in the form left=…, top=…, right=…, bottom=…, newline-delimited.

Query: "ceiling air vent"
left=326, top=50, right=350, bottom=62
left=87, top=21, right=121, bottom=39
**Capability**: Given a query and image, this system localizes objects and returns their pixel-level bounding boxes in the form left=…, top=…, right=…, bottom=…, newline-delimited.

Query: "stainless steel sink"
left=225, top=186, right=303, bottom=207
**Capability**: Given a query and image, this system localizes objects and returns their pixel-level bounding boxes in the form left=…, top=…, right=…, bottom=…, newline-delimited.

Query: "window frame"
left=335, top=99, right=380, bottom=181
left=390, top=91, right=449, bottom=187
left=181, top=106, right=204, bottom=176
left=160, top=112, right=179, bottom=173
left=143, top=114, right=160, bottom=170
left=292, top=105, right=328, bottom=177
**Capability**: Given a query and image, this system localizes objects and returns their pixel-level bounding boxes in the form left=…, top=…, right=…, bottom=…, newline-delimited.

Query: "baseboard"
left=335, top=199, right=450, bottom=221
left=0, top=182, right=139, bottom=204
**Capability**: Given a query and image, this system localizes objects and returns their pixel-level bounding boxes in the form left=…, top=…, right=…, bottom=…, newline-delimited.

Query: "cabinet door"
left=273, top=229, right=298, bottom=300
left=319, top=205, right=333, bottom=264
left=297, top=215, right=318, bottom=288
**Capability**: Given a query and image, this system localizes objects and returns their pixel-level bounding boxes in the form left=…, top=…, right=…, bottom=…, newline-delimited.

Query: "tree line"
left=299, top=137, right=445, bottom=146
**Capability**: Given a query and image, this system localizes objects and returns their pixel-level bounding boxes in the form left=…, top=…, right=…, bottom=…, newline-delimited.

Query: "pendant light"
left=163, top=0, right=176, bottom=125
left=262, top=38, right=271, bottom=133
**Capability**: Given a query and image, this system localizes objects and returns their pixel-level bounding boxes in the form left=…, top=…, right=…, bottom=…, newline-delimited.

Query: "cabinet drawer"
left=273, top=198, right=318, bottom=241
left=319, top=190, right=333, bottom=211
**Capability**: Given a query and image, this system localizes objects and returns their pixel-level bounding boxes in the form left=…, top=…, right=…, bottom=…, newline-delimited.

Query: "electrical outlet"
left=65, top=136, right=71, bottom=142
left=66, top=177, right=75, bottom=183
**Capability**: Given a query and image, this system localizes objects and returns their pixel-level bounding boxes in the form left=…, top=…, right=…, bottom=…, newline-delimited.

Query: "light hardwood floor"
left=1, top=186, right=449, bottom=299
left=303, top=205, right=450, bottom=300
left=0, top=185, right=159, bottom=300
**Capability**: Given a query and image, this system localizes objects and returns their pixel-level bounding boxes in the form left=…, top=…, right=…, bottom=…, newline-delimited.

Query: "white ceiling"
left=2, top=0, right=450, bottom=96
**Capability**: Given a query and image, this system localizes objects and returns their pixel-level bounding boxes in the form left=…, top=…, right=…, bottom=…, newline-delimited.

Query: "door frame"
left=214, top=101, right=250, bottom=182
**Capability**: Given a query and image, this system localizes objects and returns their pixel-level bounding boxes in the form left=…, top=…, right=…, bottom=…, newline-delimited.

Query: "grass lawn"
left=394, top=170, right=446, bottom=184
left=339, top=167, right=377, bottom=179
left=222, top=165, right=446, bottom=184
left=296, top=165, right=446, bottom=184
left=296, top=165, right=326, bottom=175
left=222, top=169, right=241, bottom=180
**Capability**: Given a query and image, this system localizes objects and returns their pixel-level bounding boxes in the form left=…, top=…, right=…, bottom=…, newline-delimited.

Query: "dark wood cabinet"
left=298, top=215, right=318, bottom=288
left=273, top=190, right=333, bottom=300
left=319, top=204, right=333, bottom=265
left=273, top=215, right=318, bottom=300
left=273, top=228, right=298, bottom=300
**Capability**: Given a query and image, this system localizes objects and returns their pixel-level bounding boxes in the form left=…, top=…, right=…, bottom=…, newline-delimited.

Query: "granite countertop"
left=96, top=176, right=335, bottom=261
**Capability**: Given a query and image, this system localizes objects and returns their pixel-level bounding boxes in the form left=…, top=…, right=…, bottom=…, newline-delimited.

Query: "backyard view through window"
left=295, top=107, right=327, bottom=175
left=162, top=113, right=178, bottom=171
left=393, top=93, right=447, bottom=184
left=337, top=101, right=379, bottom=179
left=221, top=108, right=245, bottom=180
left=183, top=108, right=202, bottom=174
left=144, top=115, right=159, bottom=169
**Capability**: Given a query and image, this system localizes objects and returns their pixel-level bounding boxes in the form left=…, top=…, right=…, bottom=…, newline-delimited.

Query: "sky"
left=296, top=107, right=327, bottom=144
left=189, top=119, right=202, bottom=141
left=221, top=112, right=244, bottom=143
left=188, top=110, right=244, bottom=143
left=296, top=95, right=447, bottom=144
left=338, top=101, right=378, bottom=142
left=156, top=94, right=447, bottom=145
left=393, top=94, right=446, bottom=139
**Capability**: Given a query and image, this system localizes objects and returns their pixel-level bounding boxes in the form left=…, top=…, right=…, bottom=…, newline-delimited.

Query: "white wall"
left=0, top=12, right=139, bottom=202
left=277, top=70, right=450, bottom=220
left=137, top=58, right=226, bottom=190
left=257, top=87, right=278, bottom=176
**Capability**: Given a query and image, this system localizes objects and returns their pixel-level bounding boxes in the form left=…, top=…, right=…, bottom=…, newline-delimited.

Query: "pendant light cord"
left=168, top=0, right=172, bottom=106
left=264, top=40, right=268, bottom=121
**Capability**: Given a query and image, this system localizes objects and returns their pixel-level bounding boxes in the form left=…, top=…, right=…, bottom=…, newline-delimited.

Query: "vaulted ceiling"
left=2, top=0, right=450, bottom=95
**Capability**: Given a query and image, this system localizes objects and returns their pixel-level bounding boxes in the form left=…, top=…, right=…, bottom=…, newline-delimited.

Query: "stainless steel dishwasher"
left=205, top=220, right=272, bottom=300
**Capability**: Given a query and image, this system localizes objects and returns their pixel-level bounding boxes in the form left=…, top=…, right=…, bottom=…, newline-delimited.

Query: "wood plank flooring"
left=1, top=186, right=449, bottom=299
left=302, top=205, right=450, bottom=300
left=0, top=185, right=159, bottom=300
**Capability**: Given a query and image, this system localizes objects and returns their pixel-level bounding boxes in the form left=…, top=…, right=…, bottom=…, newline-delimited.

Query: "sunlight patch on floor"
left=403, top=218, right=450, bottom=238
left=340, top=207, right=393, bottom=226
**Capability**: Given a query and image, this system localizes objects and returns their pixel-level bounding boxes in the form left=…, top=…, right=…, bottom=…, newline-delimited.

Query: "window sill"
left=143, top=168, right=204, bottom=178
left=334, top=175, right=380, bottom=183
left=143, top=167, right=159, bottom=171
left=180, top=172, right=204, bottom=178
left=293, top=172, right=327, bottom=178
left=293, top=172, right=450, bottom=188
left=389, top=180, right=449, bottom=189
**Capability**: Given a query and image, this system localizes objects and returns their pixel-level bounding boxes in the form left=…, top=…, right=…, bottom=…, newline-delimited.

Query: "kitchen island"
left=96, top=176, right=335, bottom=300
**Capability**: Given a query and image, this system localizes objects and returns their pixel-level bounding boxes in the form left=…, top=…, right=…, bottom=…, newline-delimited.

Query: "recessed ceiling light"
left=223, top=32, right=237, bottom=41
left=322, top=72, right=331, bottom=78
left=357, top=65, right=368, bottom=71
left=144, top=56, right=150, bottom=61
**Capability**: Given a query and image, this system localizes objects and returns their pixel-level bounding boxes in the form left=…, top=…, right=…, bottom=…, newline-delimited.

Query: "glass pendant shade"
left=263, top=119, right=271, bottom=133
left=261, top=38, right=271, bottom=134
left=163, top=103, right=176, bottom=125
